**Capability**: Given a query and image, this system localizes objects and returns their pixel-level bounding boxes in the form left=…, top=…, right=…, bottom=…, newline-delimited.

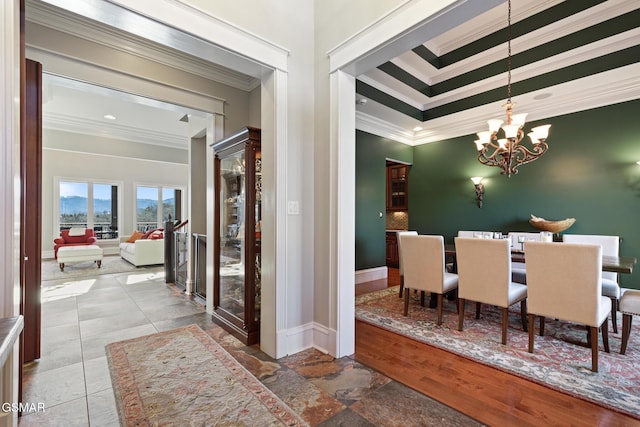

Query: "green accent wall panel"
left=355, top=100, right=640, bottom=288
left=355, top=130, right=413, bottom=270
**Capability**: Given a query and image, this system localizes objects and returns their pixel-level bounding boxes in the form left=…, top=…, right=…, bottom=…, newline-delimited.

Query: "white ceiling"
left=42, top=74, right=211, bottom=148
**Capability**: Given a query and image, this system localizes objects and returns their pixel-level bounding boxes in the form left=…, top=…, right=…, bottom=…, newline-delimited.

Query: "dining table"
left=444, top=244, right=637, bottom=275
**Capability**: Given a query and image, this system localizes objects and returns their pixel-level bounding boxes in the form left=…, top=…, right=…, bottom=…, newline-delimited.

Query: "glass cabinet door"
left=213, top=126, right=261, bottom=345
left=219, top=150, right=246, bottom=318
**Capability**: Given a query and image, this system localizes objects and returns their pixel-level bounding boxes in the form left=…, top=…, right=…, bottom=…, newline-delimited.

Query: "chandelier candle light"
left=474, top=0, right=551, bottom=177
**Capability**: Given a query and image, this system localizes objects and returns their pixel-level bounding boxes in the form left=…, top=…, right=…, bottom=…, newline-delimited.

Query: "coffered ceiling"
left=355, top=0, right=640, bottom=145
left=27, top=0, right=640, bottom=149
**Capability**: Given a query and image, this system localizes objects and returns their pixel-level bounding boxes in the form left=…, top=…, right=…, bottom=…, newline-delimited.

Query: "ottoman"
left=620, top=288, right=640, bottom=355
left=57, top=245, right=104, bottom=272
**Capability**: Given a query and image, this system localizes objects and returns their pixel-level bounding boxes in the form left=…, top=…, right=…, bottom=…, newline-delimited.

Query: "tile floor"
left=19, top=259, right=480, bottom=426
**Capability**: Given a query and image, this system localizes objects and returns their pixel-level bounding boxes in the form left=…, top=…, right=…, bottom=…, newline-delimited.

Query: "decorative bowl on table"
left=529, top=214, right=576, bottom=234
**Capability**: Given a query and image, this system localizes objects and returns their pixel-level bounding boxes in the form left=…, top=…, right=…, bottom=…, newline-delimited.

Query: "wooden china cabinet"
left=212, top=127, right=261, bottom=345
left=386, top=164, right=408, bottom=211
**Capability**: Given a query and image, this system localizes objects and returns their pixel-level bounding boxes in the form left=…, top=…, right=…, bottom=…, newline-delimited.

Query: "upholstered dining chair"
left=525, top=241, right=610, bottom=372
left=400, top=234, right=458, bottom=325
left=563, top=234, right=620, bottom=333
left=458, top=230, right=492, bottom=239
left=397, top=230, right=418, bottom=298
left=620, top=289, right=640, bottom=355
left=455, top=237, right=528, bottom=345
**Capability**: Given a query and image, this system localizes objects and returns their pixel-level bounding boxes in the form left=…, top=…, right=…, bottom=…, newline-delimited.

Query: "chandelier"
left=473, top=0, right=551, bottom=177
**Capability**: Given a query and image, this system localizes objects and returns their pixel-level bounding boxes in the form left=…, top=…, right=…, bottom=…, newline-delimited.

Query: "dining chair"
left=400, top=234, right=458, bottom=325
left=620, top=289, right=640, bottom=355
left=507, top=232, right=542, bottom=284
left=563, top=234, right=621, bottom=333
left=455, top=237, right=528, bottom=345
left=458, top=230, right=492, bottom=239
left=524, top=241, right=610, bottom=372
left=396, top=230, right=418, bottom=298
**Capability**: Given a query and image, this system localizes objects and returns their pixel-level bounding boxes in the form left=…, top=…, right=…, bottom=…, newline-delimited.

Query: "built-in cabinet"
left=213, top=127, right=261, bottom=345
left=386, top=164, right=408, bottom=211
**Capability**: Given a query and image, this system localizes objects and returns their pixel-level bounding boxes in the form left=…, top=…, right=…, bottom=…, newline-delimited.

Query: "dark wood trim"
left=21, top=58, right=43, bottom=365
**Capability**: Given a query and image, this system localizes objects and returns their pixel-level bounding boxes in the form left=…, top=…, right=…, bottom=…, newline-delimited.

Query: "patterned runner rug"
left=106, top=324, right=307, bottom=426
left=356, top=286, right=640, bottom=419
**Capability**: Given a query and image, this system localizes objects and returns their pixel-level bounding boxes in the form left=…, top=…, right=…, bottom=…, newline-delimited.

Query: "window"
left=136, top=186, right=182, bottom=231
left=58, top=180, right=120, bottom=239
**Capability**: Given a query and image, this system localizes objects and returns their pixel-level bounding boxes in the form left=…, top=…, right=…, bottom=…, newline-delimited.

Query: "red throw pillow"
left=142, top=228, right=164, bottom=239
left=149, top=231, right=164, bottom=240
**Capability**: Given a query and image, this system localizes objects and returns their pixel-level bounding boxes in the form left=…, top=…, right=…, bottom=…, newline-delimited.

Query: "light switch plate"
left=287, top=201, right=299, bottom=215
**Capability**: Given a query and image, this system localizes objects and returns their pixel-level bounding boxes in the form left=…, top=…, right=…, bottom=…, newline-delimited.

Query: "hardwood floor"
left=354, top=268, right=639, bottom=427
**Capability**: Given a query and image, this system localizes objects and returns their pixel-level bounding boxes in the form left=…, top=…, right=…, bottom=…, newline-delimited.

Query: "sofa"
left=119, top=230, right=164, bottom=266
left=54, top=228, right=98, bottom=259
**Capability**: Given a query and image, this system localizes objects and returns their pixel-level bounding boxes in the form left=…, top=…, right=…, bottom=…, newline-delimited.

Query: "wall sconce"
left=470, top=177, right=484, bottom=208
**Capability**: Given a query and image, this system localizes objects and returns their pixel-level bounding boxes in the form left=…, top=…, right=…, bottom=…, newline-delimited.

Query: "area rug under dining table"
left=356, top=286, right=640, bottom=420
left=106, top=324, right=307, bottom=426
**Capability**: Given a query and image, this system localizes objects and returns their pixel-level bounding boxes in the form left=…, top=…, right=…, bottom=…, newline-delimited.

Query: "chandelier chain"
left=507, top=0, right=512, bottom=103
left=472, top=0, right=551, bottom=178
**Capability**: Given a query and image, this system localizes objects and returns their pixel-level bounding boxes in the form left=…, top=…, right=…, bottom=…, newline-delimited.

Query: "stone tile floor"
left=19, top=262, right=480, bottom=426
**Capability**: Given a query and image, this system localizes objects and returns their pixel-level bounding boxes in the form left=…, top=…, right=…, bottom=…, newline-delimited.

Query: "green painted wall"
left=356, top=100, right=640, bottom=288
left=355, top=130, right=412, bottom=270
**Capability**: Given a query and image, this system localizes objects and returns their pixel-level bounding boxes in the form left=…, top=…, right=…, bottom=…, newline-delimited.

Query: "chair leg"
left=610, top=297, right=618, bottom=334
left=601, top=316, right=610, bottom=353
left=399, top=276, right=404, bottom=298
left=621, top=314, right=632, bottom=355
left=520, top=300, right=528, bottom=332
left=436, top=294, right=443, bottom=326
left=403, top=287, right=410, bottom=316
left=475, top=302, right=481, bottom=319
left=528, top=314, right=536, bottom=353
left=539, top=316, right=546, bottom=336
left=501, top=307, right=508, bottom=345
left=458, top=298, right=465, bottom=331
left=590, top=326, right=599, bottom=373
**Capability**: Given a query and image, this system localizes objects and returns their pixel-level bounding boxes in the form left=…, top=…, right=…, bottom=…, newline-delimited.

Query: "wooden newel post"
left=164, top=220, right=175, bottom=283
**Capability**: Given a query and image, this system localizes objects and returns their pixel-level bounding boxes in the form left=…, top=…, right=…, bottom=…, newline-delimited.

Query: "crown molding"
left=43, top=112, right=189, bottom=148
left=26, top=0, right=259, bottom=92
left=357, top=63, right=640, bottom=146
left=356, top=111, right=414, bottom=145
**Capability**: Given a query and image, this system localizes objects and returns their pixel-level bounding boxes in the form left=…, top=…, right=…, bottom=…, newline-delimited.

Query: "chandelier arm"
left=512, top=142, right=549, bottom=165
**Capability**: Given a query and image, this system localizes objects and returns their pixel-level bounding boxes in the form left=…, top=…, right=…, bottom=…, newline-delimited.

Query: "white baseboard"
left=275, top=321, right=338, bottom=358
left=311, top=322, right=337, bottom=356
left=355, top=266, right=387, bottom=284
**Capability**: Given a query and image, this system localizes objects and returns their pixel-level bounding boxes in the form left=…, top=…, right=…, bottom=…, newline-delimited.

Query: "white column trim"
left=0, top=0, right=20, bottom=320
left=261, top=69, right=289, bottom=359
left=1, top=2, right=22, bottom=425
left=330, top=70, right=356, bottom=358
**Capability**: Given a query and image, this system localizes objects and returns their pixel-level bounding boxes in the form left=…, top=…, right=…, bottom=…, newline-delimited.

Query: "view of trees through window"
left=59, top=181, right=119, bottom=239
left=136, top=186, right=181, bottom=231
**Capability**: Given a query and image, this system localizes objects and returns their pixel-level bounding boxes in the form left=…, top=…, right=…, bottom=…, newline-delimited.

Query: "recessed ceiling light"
left=356, top=98, right=367, bottom=105
left=103, top=114, right=116, bottom=120
left=533, top=93, right=552, bottom=100
left=413, top=126, right=423, bottom=132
